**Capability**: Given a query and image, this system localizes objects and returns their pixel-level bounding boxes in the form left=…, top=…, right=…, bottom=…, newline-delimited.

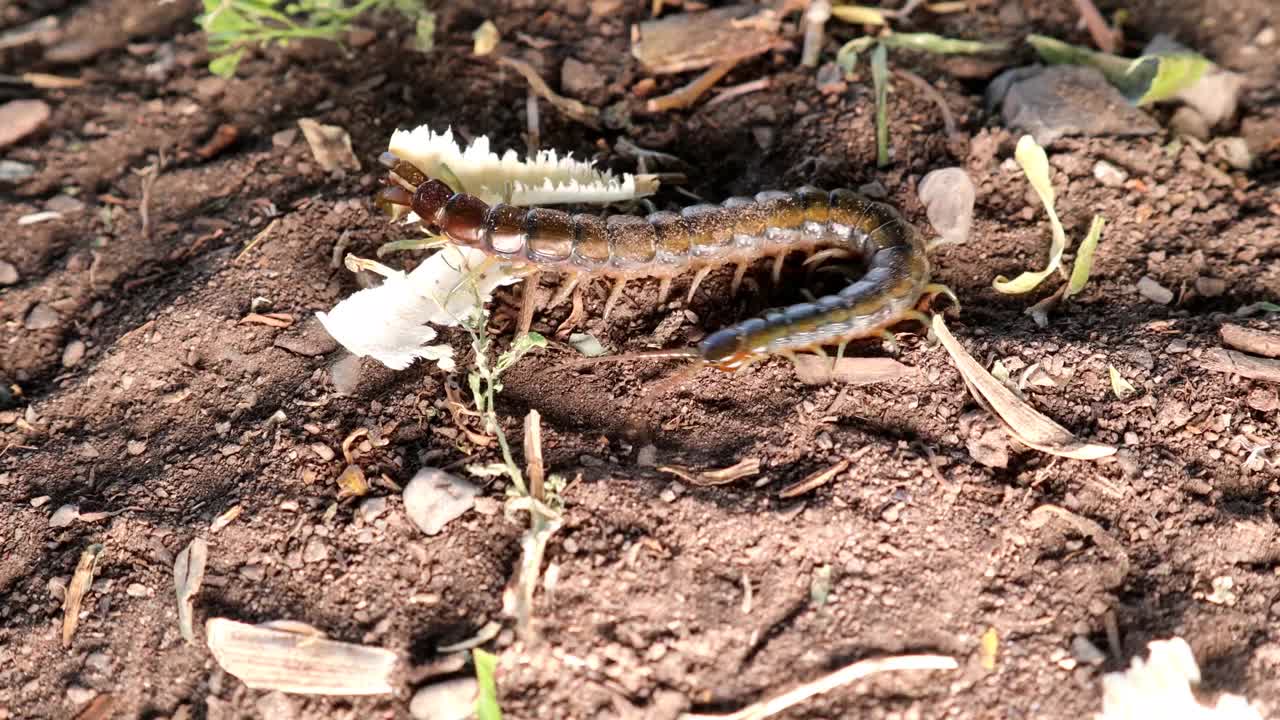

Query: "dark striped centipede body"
left=376, top=156, right=953, bottom=372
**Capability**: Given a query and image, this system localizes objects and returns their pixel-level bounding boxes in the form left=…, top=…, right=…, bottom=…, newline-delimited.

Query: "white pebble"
left=410, top=677, right=478, bottom=720
left=403, top=468, right=479, bottom=536
left=917, top=167, right=975, bottom=246
left=49, top=503, right=79, bottom=528
left=1137, top=276, right=1174, bottom=305
left=1091, top=160, right=1128, bottom=187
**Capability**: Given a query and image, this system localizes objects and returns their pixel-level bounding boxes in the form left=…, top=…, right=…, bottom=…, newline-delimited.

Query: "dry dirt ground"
left=2, top=0, right=1280, bottom=718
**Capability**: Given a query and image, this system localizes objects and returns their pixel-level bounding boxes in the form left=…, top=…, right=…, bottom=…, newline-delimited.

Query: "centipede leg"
left=880, top=330, right=900, bottom=355
left=771, top=252, right=788, bottom=286
left=517, top=270, right=540, bottom=336
left=834, top=341, right=849, bottom=373
left=686, top=266, right=713, bottom=303
left=924, top=283, right=961, bottom=313
left=900, top=310, right=936, bottom=342
left=603, top=277, right=628, bottom=320
left=656, top=277, right=672, bottom=305
left=730, top=262, right=749, bottom=296
left=802, top=248, right=854, bottom=268
left=548, top=273, right=581, bottom=308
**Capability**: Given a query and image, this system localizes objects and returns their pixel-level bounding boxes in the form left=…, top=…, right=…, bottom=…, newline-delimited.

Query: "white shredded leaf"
left=995, top=135, right=1066, bottom=294
left=316, top=245, right=516, bottom=371
left=387, top=125, right=656, bottom=206
left=1097, top=638, right=1261, bottom=720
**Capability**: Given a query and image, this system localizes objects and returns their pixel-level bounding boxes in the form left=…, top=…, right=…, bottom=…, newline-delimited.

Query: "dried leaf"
left=979, top=627, right=999, bottom=671
left=62, top=543, right=104, bottom=648
left=994, top=135, right=1065, bottom=294
left=1220, top=324, right=1280, bottom=359
left=210, top=505, right=242, bottom=532
left=792, top=354, right=914, bottom=385
left=829, top=5, right=887, bottom=24
left=631, top=4, right=781, bottom=74
left=472, top=20, right=500, bottom=56
left=206, top=618, right=397, bottom=695
left=932, top=315, right=1117, bottom=460
left=336, top=464, right=370, bottom=499
left=296, top=118, right=360, bottom=173
left=1200, top=348, right=1280, bottom=384
left=1108, top=365, right=1137, bottom=400
left=239, top=312, right=294, bottom=328
left=659, top=458, right=760, bottom=486
left=174, top=537, right=208, bottom=644
left=1065, top=215, right=1106, bottom=298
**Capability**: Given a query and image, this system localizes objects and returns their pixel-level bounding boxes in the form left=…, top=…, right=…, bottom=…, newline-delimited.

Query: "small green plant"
left=473, top=648, right=502, bottom=720
left=197, top=0, right=433, bottom=77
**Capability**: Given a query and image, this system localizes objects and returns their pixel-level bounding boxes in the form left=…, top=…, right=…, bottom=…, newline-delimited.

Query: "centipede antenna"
left=560, top=347, right=701, bottom=369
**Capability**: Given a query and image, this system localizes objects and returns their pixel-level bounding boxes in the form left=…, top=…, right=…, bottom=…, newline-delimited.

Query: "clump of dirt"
left=1, top=0, right=1278, bottom=718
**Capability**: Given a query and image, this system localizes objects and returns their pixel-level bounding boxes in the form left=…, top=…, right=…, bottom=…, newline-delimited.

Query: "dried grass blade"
left=62, top=543, right=104, bottom=648
left=932, top=315, right=1116, bottom=459
left=174, top=537, right=209, bottom=644
left=205, top=618, right=397, bottom=695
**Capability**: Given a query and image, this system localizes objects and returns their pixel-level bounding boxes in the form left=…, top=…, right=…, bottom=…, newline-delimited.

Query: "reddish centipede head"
left=411, top=179, right=453, bottom=232
left=698, top=327, right=754, bottom=372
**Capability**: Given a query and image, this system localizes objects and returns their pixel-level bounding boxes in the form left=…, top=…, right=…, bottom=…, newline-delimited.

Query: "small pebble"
left=302, top=537, right=330, bottom=563
left=61, top=340, right=86, bottom=368
left=1070, top=636, right=1106, bottom=665
left=560, top=57, right=606, bottom=100
left=311, top=443, right=336, bottom=462
left=84, top=651, right=111, bottom=673
left=1213, top=137, right=1253, bottom=170
left=125, top=582, right=150, bottom=597
left=410, top=677, right=478, bottom=720
left=46, top=195, right=85, bottom=214
left=1091, top=160, right=1128, bottom=187
left=1195, top=276, right=1226, bottom=297
left=127, top=440, right=146, bottom=456
left=0, top=160, right=36, bottom=183
left=24, top=302, right=60, bottom=330
left=49, top=503, right=79, bottom=528
left=329, top=353, right=363, bottom=395
left=0, top=99, right=51, bottom=149
left=918, top=167, right=976, bottom=245
left=1137, top=276, right=1174, bottom=305
left=66, top=686, right=96, bottom=706
left=403, top=468, right=479, bottom=536
left=0, top=260, right=18, bottom=285
left=1166, top=339, right=1190, bottom=353
left=636, top=444, right=657, bottom=467
left=1170, top=106, right=1210, bottom=141
left=659, top=488, right=677, bottom=503
left=256, top=691, right=297, bottom=720
left=358, top=496, right=388, bottom=523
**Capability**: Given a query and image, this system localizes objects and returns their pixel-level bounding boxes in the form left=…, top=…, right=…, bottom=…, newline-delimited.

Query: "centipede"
left=374, top=153, right=957, bottom=373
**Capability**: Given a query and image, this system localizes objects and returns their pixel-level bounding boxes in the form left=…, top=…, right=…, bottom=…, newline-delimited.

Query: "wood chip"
left=779, top=460, right=849, bottom=498
left=196, top=123, right=239, bottom=160
left=631, top=4, right=781, bottom=74
left=206, top=618, right=397, bottom=695
left=792, top=355, right=916, bottom=386
left=174, top=538, right=208, bottom=644
left=62, top=544, right=104, bottom=648
left=645, top=58, right=740, bottom=112
left=296, top=118, right=361, bottom=173
left=1220, top=323, right=1280, bottom=359
left=239, top=312, right=295, bottom=328
left=933, top=315, right=1116, bottom=460
left=73, top=695, right=115, bottom=720
left=1200, top=347, right=1280, bottom=384
left=659, top=457, right=760, bottom=486
left=497, top=56, right=600, bottom=128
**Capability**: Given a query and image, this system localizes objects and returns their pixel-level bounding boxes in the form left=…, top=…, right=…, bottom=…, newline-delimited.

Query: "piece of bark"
left=1220, top=324, right=1280, bottom=359
left=631, top=4, right=781, bottom=74
left=1200, top=347, right=1280, bottom=384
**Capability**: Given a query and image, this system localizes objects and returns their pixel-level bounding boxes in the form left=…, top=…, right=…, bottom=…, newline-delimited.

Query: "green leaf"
left=208, top=48, right=246, bottom=78
left=1025, top=34, right=1211, bottom=106
left=473, top=648, right=502, bottom=720
left=567, top=333, right=607, bottom=357
left=414, top=11, right=437, bottom=53
left=880, top=32, right=1008, bottom=55
left=829, top=5, right=887, bottom=25
left=1065, top=215, right=1106, bottom=298
left=994, top=135, right=1065, bottom=294
left=870, top=42, right=890, bottom=169
left=201, top=4, right=254, bottom=35
left=835, top=36, right=875, bottom=75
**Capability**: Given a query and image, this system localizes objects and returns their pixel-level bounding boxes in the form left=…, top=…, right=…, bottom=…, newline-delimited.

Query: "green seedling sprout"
left=473, top=648, right=502, bottom=720
left=1026, top=34, right=1211, bottom=105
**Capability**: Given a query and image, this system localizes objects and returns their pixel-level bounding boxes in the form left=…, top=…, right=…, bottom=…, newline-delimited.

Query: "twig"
left=645, top=58, right=740, bottom=112
left=1220, top=324, right=1280, bottom=359
left=894, top=68, right=956, bottom=140
left=524, top=410, right=545, bottom=503
left=704, top=78, right=771, bottom=108
left=779, top=459, right=848, bottom=498
left=679, top=654, right=958, bottom=720
left=1071, top=0, right=1116, bottom=53
left=801, top=0, right=831, bottom=68
left=498, top=56, right=600, bottom=128
left=1200, top=347, right=1280, bottom=384
left=235, top=217, right=279, bottom=262
left=133, top=152, right=165, bottom=240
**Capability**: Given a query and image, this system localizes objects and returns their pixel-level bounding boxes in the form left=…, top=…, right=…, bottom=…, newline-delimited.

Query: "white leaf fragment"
left=1097, top=638, right=1261, bottom=720
left=316, top=245, right=517, bottom=370
left=387, top=125, right=656, bottom=206
left=174, top=537, right=208, bottom=644
left=205, top=618, right=397, bottom=695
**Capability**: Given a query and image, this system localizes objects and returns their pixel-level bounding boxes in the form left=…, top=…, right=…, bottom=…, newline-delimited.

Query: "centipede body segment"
left=376, top=153, right=955, bottom=372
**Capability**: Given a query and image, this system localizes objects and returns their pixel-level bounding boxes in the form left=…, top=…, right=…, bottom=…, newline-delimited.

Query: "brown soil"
left=3, top=1, right=1280, bottom=718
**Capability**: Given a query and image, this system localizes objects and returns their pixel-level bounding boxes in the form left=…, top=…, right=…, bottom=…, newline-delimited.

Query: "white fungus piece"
left=917, top=167, right=976, bottom=247
left=1097, top=638, right=1261, bottom=720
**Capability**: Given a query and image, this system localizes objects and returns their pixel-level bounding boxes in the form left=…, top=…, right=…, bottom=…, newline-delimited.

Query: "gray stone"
left=1001, top=66, right=1159, bottom=145
left=302, top=537, right=330, bottom=563
left=329, top=353, right=363, bottom=395
left=409, top=677, right=478, bottom=720
left=358, top=496, right=388, bottom=523
left=0, top=100, right=50, bottom=149
left=24, top=302, right=60, bottom=330
left=0, top=160, right=36, bottom=183
left=0, top=260, right=17, bottom=285
left=403, top=468, right=479, bottom=536
left=560, top=57, right=606, bottom=100
left=62, top=339, right=86, bottom=368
